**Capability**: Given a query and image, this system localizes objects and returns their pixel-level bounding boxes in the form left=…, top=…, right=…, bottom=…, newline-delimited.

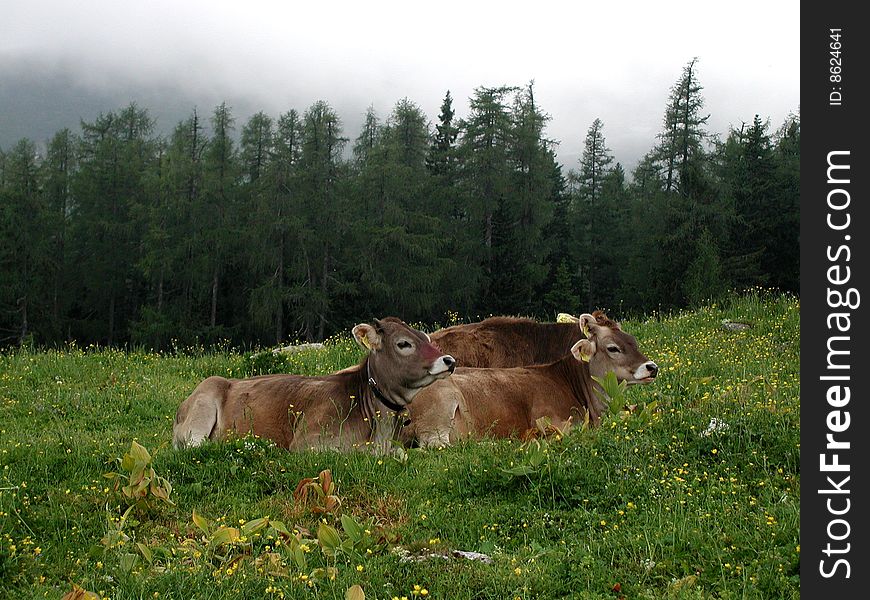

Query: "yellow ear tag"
left=556, top=313, right=575, bottom=324
left=580, top=349, right=592, bottom=362
left=581, top=323, right=590, bottom=338
left=360, top=335, right=372, bottom=350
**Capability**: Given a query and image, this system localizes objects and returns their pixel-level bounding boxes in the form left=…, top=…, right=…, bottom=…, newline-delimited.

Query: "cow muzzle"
left=429, top=355, right=456, bottom=376
left=632, top=361, right=659, bottom=383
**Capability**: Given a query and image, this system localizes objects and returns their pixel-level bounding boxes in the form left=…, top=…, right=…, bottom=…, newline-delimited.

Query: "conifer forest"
left=0, top=60, right=799, bottom=348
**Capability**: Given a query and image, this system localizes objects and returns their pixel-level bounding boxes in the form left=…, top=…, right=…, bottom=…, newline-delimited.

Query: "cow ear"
left=571, top=339, right=597, bottom=363
left=578, top=313, right=598, bottom=338
left=593, top=310, right=622, bottom=330
left=352, top=323, right=383, bottom=351
left=556, top=313, right=580, bottom=324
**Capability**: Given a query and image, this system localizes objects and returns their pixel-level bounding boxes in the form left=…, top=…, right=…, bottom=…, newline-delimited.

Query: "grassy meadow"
left=0, top=292, right=800, bottom=599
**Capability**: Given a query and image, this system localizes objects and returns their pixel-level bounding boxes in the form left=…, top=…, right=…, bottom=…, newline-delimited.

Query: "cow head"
left=353, top=317, right=456, bottom=407
left=567, top=312, right=658, bottom=384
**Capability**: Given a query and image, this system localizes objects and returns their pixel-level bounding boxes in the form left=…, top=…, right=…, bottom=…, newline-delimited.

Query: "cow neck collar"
left=366, top=360, right=406, bottom=413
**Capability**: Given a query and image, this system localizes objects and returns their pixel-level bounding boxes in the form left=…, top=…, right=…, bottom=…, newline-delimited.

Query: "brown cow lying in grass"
left=405, top=313, right=657, bottom=447
left=173, top=318, right=456, bottom=452
left=430, top=310, right=658, bottom=382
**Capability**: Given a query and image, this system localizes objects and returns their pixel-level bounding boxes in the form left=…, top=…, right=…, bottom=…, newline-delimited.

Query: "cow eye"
left=607, top=346, right=621, bottom=353
left=397, top=340, right=412, bottom=350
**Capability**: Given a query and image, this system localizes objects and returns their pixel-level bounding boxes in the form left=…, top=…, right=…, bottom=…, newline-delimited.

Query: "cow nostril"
left=443, top=356, right=456, bottom=368
left=647, top=363, right=658, bottom=376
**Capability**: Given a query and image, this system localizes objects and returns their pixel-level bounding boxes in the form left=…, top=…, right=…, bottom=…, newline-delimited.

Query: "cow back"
left=430, top=317, right=583, bottom=368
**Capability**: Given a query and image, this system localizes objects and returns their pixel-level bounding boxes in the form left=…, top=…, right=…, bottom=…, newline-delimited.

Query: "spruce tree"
left=427, top=90, right=479, bottom=316
left=572, top=118, right=615, bottom=309
left=770, top=113, right=800, bottom=292
left=427, top=91, right=459, bottom=179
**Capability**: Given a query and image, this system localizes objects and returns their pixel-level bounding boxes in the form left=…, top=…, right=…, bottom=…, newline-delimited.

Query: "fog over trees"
left=0, top=61, right=799, bottom=347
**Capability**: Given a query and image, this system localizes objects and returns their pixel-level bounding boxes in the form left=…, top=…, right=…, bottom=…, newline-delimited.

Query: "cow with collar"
left=173, top=318, right=456, bottom=452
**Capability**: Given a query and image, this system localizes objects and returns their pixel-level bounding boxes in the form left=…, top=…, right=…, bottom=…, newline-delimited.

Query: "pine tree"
left=542, top=258, right=582, bottom=317
left=717, top=115, right=776, bottom=290
left=539, top=160, right=574, bottom=313
left=353, top=106, right=382, bottom=168
left=575, top=118, right=613, bottom=207
left=241, top=112, right=274, bottom=184
left=593, top=163, right=630, bottom=310
left=630, top=59, right=718, bottom=308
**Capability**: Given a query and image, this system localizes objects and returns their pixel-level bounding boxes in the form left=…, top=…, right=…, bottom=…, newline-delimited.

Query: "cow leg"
left=173, top=376, right=227, bottom=449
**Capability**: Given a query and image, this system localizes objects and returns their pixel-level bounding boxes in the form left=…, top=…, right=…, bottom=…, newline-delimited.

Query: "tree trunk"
left=276, top=235, right=284, bottom=344
left=317, top=249, right=329, bottom=341
left=210, top=269, right=219, bottom=328
left=183, top=243, right=193, bottom=319
left=680, top=63, right=694, bottom=196
left=18, top=296, right=28, bottom=346
left=157, top=267, right=164, bottom=312
left=108, top=292, right=116, bottom=346
left=665, top=119, right=678, bottom=193
left=53, top=219, right=65, bottom=332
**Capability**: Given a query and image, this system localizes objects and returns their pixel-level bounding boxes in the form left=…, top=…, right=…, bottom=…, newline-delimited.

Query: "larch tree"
left=458, top=85, right=516, bottom=310
left=495, top=82, right=555, bottom=313
left=0, top=139, right=46, bottom=344
left=136, top=109, right=208, bottom=347
left=41, top=128, right=78, bottom=340
left=200, top=102, right=240, bottom=334
left=294, top=101, right=348, bottom=340
left=656, top=58, right=710, bottom=197
left=72, top=104, right=156, bottom=344
left=248, top=110, right=303, bottom=343
left=648, top=59, right=720, bottom=307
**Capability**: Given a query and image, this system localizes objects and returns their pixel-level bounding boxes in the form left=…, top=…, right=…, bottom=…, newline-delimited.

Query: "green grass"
left=0, top=291, right=800, bottom=599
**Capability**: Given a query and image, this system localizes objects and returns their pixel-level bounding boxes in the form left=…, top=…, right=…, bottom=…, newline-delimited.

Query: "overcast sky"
left=1, top=0, right=799, bottom=172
